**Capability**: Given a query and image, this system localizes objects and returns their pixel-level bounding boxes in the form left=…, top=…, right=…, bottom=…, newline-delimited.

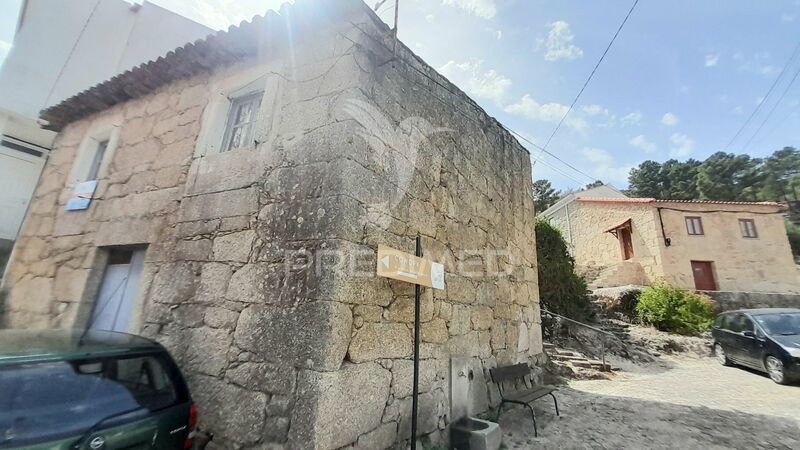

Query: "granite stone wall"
left=1, top=3, right=541, bottom=449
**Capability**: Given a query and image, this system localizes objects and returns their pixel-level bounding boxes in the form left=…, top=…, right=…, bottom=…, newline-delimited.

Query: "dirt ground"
left=500, top=356, right=800, bottom=449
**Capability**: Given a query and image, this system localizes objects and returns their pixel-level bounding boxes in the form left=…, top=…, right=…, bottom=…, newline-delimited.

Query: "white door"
left=90, top=249, right=146, bottom=332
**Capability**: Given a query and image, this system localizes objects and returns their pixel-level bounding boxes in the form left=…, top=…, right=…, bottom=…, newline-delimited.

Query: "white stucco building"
left=0, top=0, right=211, bottom=275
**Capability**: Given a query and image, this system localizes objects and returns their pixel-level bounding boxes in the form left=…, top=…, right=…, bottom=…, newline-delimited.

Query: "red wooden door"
left=691, top=261, right=717, bottom=291
left=620, top=228, right=634, bottom=260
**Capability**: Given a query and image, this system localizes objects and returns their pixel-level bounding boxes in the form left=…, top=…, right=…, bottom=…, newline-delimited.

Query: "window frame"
left=685, top=216, right=704, bottom=236
left=219, top=91, right=263, bottom=153
left=85, top=139, right=109, bottom=181
left=739, top=218, right=758, bottom=239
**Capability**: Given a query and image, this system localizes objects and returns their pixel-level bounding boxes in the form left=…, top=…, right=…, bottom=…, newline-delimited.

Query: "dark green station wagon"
left=0, top=330, right=197, bottom=449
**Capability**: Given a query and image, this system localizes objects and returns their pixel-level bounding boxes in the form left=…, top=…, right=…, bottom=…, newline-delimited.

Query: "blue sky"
left=2, top=0, right=799, bottom=191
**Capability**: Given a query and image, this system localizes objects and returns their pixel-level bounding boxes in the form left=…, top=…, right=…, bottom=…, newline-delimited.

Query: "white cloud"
left=669, top=133, right=694, bottom=157
left=732, top=105, right=744, bottom=114
left=661, top=112, right=680, bottom=126
left=441, top=0, right=497, bottom=19
left=620, top=111, right=642, bottom=126
left=542, top=21, right=583, bottom=61
left=494, top=30, right=503, bottom=40
left=0, top=40, right=11, bottom=67
left=581, top=104, right=609, bottom=116
left=781, top=13, right=796, bottom=22
left=425, top=14, right=435, bottom=23
left=736, top=51, right=781, bottom=77
left=505, top=94, right=586, bottom=130
left=705, top=53, right=719, bottom=67
left=438, top=60, right=511, bottom=105
left=629, top=135, right=657, bottom=153
left=581, top=147, right=633, bottom=184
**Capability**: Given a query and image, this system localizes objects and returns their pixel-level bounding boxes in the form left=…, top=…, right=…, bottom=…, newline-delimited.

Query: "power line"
left=724, top=40, right=800, bottom=151
left=535, top=156, right=594, bottom=188
left=346, top=18, right=600, bottom=187
left=741, top=64, right=800, bottom=152
left=541, top=0, right=640, bottom=151
left=504, top=126, right=599, bottom=183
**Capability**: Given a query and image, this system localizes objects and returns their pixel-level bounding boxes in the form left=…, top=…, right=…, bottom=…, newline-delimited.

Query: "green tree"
left=627, top=160, right=664, bottom=197
left=660, top=159, right=701, bottom=199
left=584, top=180, right=604, bottom=189
left=760, top=147, right=800, bottom=201
left=535, top=220, right=592, bottom=321
left=532, top=179, right=561, bottom=213
left=695, top=152, right=761, bottom=201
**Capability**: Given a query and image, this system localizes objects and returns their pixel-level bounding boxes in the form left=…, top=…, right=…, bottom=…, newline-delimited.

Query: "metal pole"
left=411, top=234, right=421, bottom=450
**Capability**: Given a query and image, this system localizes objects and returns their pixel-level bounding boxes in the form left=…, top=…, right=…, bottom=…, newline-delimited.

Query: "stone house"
left=541, top=192, right=799, bottom=293
left=0, top=1, right=541, bottom=449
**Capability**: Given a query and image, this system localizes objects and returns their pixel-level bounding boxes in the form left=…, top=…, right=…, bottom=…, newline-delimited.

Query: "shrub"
left=535, top=219, right=593, bottom=322
left=787, top=220, right=800, bottom=261
left=635, top=282, right=715, bottom=334
left=612, top=289, right=641, bottom=322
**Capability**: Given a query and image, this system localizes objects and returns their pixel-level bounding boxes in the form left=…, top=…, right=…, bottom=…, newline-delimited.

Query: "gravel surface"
left=500, top=357, right=800, bottom=449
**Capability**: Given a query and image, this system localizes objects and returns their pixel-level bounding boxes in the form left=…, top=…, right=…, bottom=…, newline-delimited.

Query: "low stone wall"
left=703, top=291, right=800, bottom=312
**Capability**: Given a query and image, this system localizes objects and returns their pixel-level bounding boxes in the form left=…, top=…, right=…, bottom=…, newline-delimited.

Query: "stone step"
left=551, top=354, right=587, bottom=361
left=572, top=360, right=612, bottom=371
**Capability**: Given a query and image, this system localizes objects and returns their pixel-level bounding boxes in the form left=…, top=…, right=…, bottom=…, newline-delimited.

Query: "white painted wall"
left=0, top=0, right=211, bottom=243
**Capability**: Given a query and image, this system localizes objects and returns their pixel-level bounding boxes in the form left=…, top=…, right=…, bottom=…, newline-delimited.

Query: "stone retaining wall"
left=704, top=290, right=800, bottom=312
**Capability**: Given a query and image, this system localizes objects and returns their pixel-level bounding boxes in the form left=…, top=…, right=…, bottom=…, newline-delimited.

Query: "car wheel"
left=714, top=344, right=730, bottom=366
left=765, top=356, right=788, bottom=385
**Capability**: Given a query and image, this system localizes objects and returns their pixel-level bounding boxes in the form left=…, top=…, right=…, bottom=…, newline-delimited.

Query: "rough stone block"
left=213, top=230, right=255, bottom=262
left=471, top=307, right=494, bottom=331
left=289, top=362, right=391, bottom=450
left=421, top=318, right=448, bottom=344
left=226, top=362, right=296, bottom=394
left=189, top=375, right=267, bottom=445
left=179, top=187, right=258, bottom=223
left=150, top=262, right=198, bottom=304
left=234, top=301, right=352, bottom=372
left=183, top=327, right=231, bottom=376
left=391, top=359, right=440, bottom=398
left=348, top=322, right=412, bottom=362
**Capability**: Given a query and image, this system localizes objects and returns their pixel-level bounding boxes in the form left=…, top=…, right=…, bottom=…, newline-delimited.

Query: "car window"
left=728, top=314, right=753, bottom=333
left=754, top=313, right=800, bottom=336
left=715, top=314, right=732, bottom=330
left=0, top=352, right=186, bottom=447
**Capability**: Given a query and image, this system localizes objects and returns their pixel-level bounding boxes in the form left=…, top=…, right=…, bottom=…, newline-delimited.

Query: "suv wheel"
left=714, top=343, right=730, bottom=366
left=765, top=356, right=788, bottom=385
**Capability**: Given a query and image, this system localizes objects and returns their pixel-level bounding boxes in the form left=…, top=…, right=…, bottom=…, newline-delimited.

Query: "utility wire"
left=724, top=40, right=800, bottom=151
left=741, top=64, right=800, bottom=152
left=540, top=0, right=640, bottom=151
left=346, top=19, right=600, bottom=187
left=504, top=126, right=600, bottom=183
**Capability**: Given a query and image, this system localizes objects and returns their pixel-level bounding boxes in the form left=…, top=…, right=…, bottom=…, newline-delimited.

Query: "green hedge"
left=635, top=282, right=715, bottom=334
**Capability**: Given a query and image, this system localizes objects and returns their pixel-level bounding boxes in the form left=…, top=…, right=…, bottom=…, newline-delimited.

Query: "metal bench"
left=490, top=363, right=559, bottom=437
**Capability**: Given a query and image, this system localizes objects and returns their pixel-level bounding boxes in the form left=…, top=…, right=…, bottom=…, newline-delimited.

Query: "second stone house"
left=1, top=1, right=541, bottom=448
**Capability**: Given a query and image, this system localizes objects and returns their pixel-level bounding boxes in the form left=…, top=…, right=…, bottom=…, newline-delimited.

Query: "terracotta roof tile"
left=39, top=0, right=369, bottom=131
left=576, top=197, right=784, bottom=208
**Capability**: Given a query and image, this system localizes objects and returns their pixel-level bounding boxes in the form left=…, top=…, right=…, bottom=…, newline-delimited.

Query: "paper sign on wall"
left=65, top=180, right=98, bottom=211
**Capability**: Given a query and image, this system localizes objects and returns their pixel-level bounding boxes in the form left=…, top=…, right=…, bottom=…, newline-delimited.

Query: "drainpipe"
left=657, top=207, right=671, bottom=247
